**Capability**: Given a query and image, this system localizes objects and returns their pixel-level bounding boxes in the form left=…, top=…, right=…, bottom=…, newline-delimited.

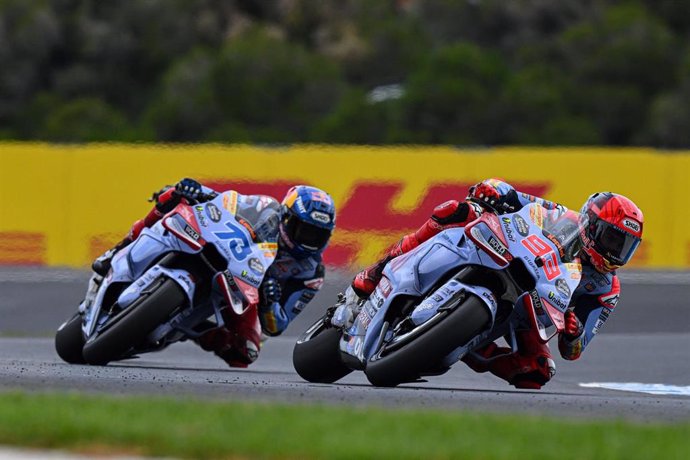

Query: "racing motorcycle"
left=293, top=202, right=583, bottom=387
left=55, top=191, right=277, bottom=365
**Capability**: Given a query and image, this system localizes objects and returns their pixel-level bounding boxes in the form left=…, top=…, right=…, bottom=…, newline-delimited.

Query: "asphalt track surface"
left=0, top=267, right=689, bottom=422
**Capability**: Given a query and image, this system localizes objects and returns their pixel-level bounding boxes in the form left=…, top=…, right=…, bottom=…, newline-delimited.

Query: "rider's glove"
left=174, top=178, right=203, bottom=202
left=467, top=180, right=516, bottom=214
left=468, top=181, right=502, bottom=207
left=260, top=278, right=282, bottom=308
left=563, top=310, right=583, bottom=340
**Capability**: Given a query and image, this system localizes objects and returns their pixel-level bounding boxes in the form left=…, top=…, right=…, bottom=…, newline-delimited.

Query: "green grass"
left=0, top=392, right=688, bottom=459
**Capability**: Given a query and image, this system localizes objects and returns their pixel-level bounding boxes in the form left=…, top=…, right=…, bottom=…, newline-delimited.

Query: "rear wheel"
left=82, top=278, right=187, bottom=365
left=365, top=295, right=491, bottom=387
left=55, top=312, right=86, bottom=364
left=292, top=315, right=352, bottom=383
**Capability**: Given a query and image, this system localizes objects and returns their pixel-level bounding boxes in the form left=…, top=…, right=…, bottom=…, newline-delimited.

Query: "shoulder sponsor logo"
left=622, top=218, right=641, bottom=233
left=310, top=210, right=331, bottom=224
left=248, top=257, right=264, bottom=275
left=513, top=214, right=530, bottom=237
left=206, top=203, right=222, bottom=223
left=555, top=278, right=571, bottom=298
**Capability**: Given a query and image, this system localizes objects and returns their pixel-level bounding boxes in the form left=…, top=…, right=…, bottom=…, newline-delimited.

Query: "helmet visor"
left=284, top=214, right=331, bottom=252
left=592, top=220, right=641, bottom=265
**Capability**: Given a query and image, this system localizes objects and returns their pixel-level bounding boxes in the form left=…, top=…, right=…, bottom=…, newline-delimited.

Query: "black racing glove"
left=174, top=178, right=204, bottom=202
left=260, top=278, right=282, bottom=310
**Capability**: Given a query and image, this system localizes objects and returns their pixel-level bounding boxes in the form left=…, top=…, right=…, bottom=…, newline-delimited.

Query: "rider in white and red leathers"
left=348, top=178, right=643, bottom=389
left=92, top=179, right=335, bottom=368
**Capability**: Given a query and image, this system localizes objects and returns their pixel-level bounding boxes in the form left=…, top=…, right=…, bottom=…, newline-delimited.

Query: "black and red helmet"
left=579, top=192, right=643, bottom=273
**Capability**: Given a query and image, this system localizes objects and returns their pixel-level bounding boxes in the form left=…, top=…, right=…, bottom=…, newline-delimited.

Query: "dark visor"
left=592, top=219, right=641, bottom=265
left=285, top=215, right=331, bottom=251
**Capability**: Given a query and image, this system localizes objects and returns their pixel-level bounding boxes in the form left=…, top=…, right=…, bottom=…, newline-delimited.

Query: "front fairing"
left=497, top=205, right=583, bottom=340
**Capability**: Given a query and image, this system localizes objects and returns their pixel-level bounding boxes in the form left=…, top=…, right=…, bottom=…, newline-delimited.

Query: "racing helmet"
left=279, top=185, right=335, bottom=258
left=579, top=192, right=643, bottom=273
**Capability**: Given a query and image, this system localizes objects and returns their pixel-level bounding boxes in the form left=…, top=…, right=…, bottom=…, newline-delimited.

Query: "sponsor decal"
left=184, top=225, right=200, bottom=241
left=546, top=233, right=566, bottom=258
left=529, top=290, right=545, bottom=315
left=310, top=190, right=333, bottom=204
left=513, top=214, right=530, bottom=237
left=258, top=242, right=278, bottom=258
left=599, top=292, right=619, bottom=309
left=237, top=217, right=257, bottom=240
left=481, top=291, right=497, bottom=309
left=592, top=318, right=605, bottom=335
left=622, top=218, right=641, bottom=233
left=555, top=278, right=571, bottom=298
left=248, top=257, right=264, bottom=275
left=487, top=235, right=507, bottom=256
left=547, top=291, right=569, bottom=310
left=310, top=210, right=331, bottom=224
left=194, top=206, right=208, bottom=227
left=205, top=203, right=222, bottom=223
left=240, top=269, right=261, bottom=286
left=222, top=191, right=238, bottom=215
left=295, top=197, right=307, bottom=214
left=584, top=282, right=596, bottom=292
left=600, top=307, right=611, bottom=319
left=304, top=277, right=324, bottom=290
left=291, top=300, right=307, bottom=314
left=529, top=206, right=544, bottom=228
left=501, top=217, right=516, bottom=242
left=378, top=276, right=393, bottom=298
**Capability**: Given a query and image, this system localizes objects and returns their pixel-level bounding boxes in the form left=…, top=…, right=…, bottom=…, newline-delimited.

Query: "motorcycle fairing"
left=81, top=191, right=276, bottom=345
left=340, top=203, right=583, bottom=368
left=340, top=227, right=499, bottom=364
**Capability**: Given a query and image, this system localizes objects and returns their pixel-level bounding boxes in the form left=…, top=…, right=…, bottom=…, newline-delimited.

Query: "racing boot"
left=461, top=342, right=512, bottom=374
left=485, top=330, right=556, bottom=390
left=197, top=304, right=262, bottom=368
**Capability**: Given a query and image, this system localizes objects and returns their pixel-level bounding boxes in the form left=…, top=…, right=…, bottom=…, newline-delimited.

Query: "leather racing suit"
left=106, top=182, right=326, bottom=368
left=352, top=178, right=621, bottom=389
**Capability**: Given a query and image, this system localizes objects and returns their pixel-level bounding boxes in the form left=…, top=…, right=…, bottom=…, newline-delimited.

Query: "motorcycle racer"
left=336, top=178, right=643, bottom=389
left=92, top=178, right=336, bottom=368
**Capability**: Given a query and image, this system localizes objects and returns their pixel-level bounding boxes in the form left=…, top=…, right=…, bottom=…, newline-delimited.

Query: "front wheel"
left=82, top=277, right=187, bottom=365
left=292, top=315, right=352, bottom=384
left=55, top=312, right=86, bottom=364
left=365, top=295, right=491, bottom=387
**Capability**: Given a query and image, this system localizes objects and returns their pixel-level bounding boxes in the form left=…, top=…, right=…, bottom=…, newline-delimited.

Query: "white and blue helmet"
left=279, top=185, right=335, bottom=258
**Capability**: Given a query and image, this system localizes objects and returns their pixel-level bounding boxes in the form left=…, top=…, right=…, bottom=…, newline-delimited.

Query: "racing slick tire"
left=365, top=294, right=491, bottom=387
left=82, top=277, right=186, bottom=366
left=293, top=315, right=353, bottom=383
left=55, top=312, right=87, bottom=364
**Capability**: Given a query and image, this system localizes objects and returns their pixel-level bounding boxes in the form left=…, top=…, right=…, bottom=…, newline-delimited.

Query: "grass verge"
left=0, top=391, right=688, bottom=459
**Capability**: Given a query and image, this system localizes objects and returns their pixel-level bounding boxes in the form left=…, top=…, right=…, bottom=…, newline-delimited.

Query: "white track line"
left=579, top=382, right=690, bottom=396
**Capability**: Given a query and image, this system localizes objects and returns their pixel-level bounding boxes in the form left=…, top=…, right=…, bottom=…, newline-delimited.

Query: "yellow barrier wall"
left=1, top=143, right=688, bottom=269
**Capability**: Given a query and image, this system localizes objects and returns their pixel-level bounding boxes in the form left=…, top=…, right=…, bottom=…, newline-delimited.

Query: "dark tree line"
left=2, top=0, right=690, bottom=147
